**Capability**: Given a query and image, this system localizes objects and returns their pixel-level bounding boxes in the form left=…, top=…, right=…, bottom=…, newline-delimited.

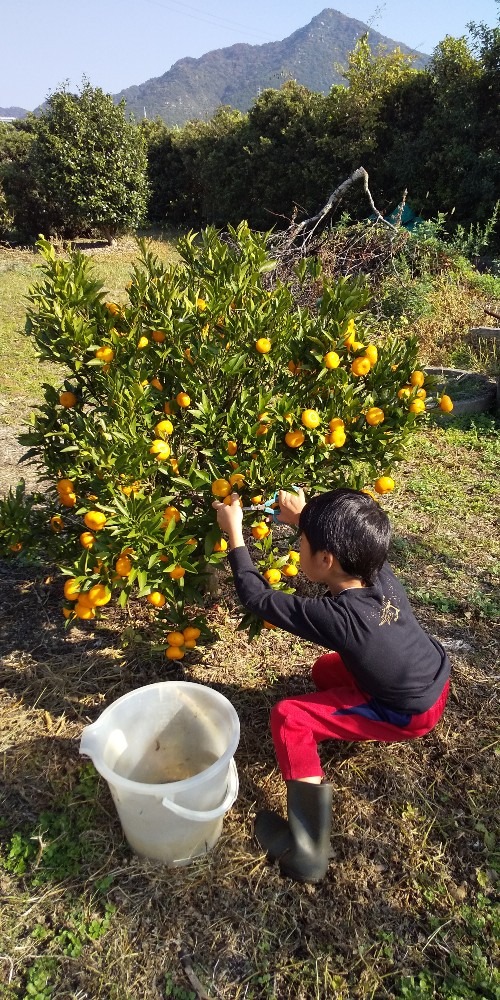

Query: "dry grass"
left=1, top=420, right=499, bottom=1000
left=412, top=276, right=494, bottom=367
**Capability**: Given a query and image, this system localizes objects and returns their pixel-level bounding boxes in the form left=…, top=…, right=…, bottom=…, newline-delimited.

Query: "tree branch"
left=276, top=166, right=398, bottom=247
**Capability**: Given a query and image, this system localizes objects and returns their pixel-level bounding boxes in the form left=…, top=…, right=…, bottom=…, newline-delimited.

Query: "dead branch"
left=276, top=166, right=398, bottom=248
left=179, top=948, right=212, bottom=1000
left=484, top=307, right=500, bottom=322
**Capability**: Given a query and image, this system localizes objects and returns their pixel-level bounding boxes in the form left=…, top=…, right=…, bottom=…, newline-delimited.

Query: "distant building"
left=0, top=117, right=17, bottom=124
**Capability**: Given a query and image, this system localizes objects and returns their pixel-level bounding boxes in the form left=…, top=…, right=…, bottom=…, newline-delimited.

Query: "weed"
left=0, top=764, right=104, bottom=885
left=164, top=975, right=196, bottom=1000
left=22, top=958, right=57, bottom=1000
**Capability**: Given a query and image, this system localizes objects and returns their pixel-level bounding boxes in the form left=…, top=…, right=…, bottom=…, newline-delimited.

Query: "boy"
left=212, top=487, right=451, bottom=884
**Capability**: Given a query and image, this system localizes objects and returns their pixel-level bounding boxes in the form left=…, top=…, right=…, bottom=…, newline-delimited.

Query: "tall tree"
left=12, top=82, right=148, bottom=240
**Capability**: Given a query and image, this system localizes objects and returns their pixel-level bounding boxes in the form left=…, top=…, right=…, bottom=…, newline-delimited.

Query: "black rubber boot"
left=254, top=809, right=293, bottom=861
left=255, top=781, right=333, bottom=883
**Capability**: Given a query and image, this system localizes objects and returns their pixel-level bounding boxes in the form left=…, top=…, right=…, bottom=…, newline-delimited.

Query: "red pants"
left=270, top=653, right=450, bottom=780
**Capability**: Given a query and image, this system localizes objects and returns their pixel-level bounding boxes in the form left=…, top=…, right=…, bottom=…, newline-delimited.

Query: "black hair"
left=298, top=488, right=391, bottom=586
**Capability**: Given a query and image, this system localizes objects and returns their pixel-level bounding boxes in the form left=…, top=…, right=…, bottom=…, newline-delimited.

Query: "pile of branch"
left=265, top=166, right=410, bottom=292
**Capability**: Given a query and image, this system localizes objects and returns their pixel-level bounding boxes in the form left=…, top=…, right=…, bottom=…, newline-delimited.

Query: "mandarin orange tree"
left=1, top=223, right=438, bottom=647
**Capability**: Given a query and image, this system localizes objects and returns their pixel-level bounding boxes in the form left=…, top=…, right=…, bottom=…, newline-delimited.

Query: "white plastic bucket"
left=79, top=681, right=240, bottom=866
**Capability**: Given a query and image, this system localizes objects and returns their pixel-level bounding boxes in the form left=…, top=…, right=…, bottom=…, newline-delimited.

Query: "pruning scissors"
left=243, top=486, right=300, bottom=524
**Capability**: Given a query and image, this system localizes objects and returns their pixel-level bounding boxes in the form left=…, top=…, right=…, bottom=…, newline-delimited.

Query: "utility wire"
left=140, top=0, right=275, bottom=42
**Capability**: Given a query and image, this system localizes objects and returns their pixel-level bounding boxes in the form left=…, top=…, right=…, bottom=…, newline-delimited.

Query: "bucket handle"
left=161, top=758, right=238, bottom=821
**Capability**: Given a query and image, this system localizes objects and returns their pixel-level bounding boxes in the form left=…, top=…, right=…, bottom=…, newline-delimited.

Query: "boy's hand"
left=212, top=493, right=244, bottom=548
left=277, top=487, right=306, bottom=526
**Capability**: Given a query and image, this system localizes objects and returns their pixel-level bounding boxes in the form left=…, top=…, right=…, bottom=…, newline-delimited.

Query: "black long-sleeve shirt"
left=228, top=546, right=451, bottom=714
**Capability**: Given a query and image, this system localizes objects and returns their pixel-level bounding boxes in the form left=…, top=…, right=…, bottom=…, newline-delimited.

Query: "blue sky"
left=3, top=0, right=498, bottom=110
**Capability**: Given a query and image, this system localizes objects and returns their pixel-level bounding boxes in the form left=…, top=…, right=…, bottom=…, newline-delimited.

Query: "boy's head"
left=298, top=488, right=391, bottom=586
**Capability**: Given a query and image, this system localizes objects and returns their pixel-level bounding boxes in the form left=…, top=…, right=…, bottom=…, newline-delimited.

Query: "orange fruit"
left=223, top=494, right=242, bottom=506
left=176, top=391, right=191, bottom=408
left=283, top=564, right=299, bottom=577
left=60, top=492, right=76, bottom=507
left=75, top=591, right=95, bottom=609
left=213, top=538, right=228, bottom=552
left=184, top=347, right=194, bottom=364
left=288, top=551, right=300, bottom=563
left=264, top=568, right=281, bottom=584
left=330, top=429, right=347, bottom=447
left=351, top=357, right=371, bottom=376
left=211, top=478, right=231, bottom=498
left=57, top=479, right=74, bottom=494
left=80, top=531, right=95, bottom=549
left=183, top=626, right=201, bottom=641
left=9, top=541, right=22, bottom=552
left=154, top=419, right=173, bottom=438
left=84, top=510, right=107, bottom=531
left=167, top=631, right=185, bottom=646
left=150, top=439, right=171, bottom=460
left=115, top=555, right=132, bottom=577
left=409, top=398, right=426, bottom=414
left=151, top=330, right=166, bottom=343
left=62, top=607, right=72, bottom=619
left=301, top=409, right=321, bottom=430
left=74, top=603, right=96, bottom=620
left=410, top=370, right=425, bottom=388
left=256, top=424, right=269, bottom=436
left=170, top=458, right=179, bottom=474
left=229, top=472, right=245, bottom=489
left=251, top=495, right=263, bottom=505
left=255, top=337, right=271, bottom=354
left=285, top=429, right=305, bottom=448
left=252, top=521, right=270, bottom=540
left=439, top=394, right=454, bottom=413
left=151, top=377, right=163, bottom=390
left=105, top=302, right=120, bottom=315
left=87, top=584, right=111, bottom=607
left=196, top=298, right=207, bottom=311
left=183, top=639, right=197, bottom=649
left=50, top=515, right=64, bottom=532
left=365, top=407, right=385, bottom=426
left=416, top=388, right=427, bottom=400
left=95, top=346, right=114, bottom=362
left=374, top=476, right=395, bottom=495
left=227, top=440, right=238, bottom=456
left=162, top=505, right=181, bottom=525
left=137, top=336, right=149, bottom=349
left=164, top=401, right=173, bottom=415
left=329, top=418, right=344, bottom=432
left=59, top=391, right=77, bottom=408
left=166, top=646, right=184, bottom=660
left=398, top=386, right=412, bottom=400
left=323, top=351, right=340, bottom=369
left=63, top=578, right=80, bottom=601
left=147, top=591, right=166, bottom=608
left=363, top=345, right=378, bottom=365
left=287, top=360, right=301, bottom=375
left=169, top=565, right=185, bottom=580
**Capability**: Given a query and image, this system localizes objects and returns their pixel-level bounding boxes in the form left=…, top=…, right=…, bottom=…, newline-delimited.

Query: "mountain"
left=114, top=8, right=428, bottom=126
left=0, top=107, right=29, bottom=119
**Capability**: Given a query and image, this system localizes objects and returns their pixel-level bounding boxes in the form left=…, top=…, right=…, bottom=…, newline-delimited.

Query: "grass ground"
left=0, top=236, right=499, bottom=1000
